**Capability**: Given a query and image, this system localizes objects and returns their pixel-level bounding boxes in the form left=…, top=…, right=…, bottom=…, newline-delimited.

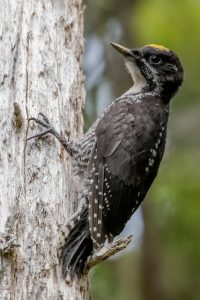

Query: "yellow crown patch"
left=147, top=44, right=169, bottom=51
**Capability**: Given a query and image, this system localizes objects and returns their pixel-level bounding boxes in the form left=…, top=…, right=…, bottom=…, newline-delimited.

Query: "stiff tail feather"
left=60, top=208, right=93, bottom=280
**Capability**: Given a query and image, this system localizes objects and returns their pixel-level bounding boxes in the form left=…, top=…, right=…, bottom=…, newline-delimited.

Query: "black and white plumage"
left=28, top=43, right=184, bottom=280
left=88, top=94, right=168, bottom=248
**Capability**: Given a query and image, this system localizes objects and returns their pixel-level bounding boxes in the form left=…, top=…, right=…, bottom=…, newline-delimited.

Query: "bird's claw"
left=27, top=112, right=73, bottom=155
left=27, top=113, right=55, bottom=141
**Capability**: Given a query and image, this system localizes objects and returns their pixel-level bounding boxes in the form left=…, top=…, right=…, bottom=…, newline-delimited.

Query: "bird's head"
left=111, top=42, right=184, bottom=101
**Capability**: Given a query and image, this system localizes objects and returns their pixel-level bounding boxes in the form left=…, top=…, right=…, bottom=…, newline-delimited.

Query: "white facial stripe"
left=125, top=60, right=147, bottom=93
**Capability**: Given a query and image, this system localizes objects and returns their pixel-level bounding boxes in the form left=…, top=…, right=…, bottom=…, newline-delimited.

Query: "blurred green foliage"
left=86, top=0, right=200, bottom=299
left=148, top=149, right=200, bottom=300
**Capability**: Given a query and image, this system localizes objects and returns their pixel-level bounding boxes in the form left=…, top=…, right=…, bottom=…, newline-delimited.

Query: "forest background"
left=84, top=1, right=200, bottom=299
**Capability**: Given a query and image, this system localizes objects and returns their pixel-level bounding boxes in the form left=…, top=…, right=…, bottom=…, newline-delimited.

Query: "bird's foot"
left=27, top=113, right=75, bottom=155
left=27, top=113, right=61, bottom=141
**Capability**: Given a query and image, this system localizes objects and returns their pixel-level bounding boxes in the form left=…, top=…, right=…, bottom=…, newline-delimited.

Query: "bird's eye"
left=149, top=55, right=162, bottom=65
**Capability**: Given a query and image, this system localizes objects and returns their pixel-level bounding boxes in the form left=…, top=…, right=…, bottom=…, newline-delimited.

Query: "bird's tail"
left=60, top=208, right=93, bottom=280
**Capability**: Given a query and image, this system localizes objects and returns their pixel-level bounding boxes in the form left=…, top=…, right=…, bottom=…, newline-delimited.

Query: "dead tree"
left=0, top=0, right=88, bottom=299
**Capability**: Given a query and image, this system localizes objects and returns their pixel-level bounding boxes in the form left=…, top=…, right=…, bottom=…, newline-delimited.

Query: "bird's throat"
left=125, top=60, right=147, bottom=94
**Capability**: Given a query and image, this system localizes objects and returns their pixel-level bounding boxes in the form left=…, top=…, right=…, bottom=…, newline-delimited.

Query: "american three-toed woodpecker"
left=28, top=43, right=184, bottom=279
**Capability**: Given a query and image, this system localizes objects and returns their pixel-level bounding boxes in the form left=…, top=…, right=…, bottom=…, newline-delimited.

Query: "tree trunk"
left=141, top=201, right=167, bottom=300
left=0, top=0, right=89, bottom=299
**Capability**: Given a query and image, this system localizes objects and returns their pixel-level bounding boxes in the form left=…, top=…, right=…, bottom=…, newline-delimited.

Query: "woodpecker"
left=28, top=43, right=184, bottom=280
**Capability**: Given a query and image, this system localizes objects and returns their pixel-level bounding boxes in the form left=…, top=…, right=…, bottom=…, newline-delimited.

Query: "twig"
left=84, top=235, right=133, bottom=273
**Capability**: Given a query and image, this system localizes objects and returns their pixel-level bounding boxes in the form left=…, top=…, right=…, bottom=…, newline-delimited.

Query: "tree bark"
left=0, top=0, right=88, bottom=299
left=141, top=201, right=167, bottom=300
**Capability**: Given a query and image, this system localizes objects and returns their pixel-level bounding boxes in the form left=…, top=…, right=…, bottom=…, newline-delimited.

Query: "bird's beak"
left=111, top=42, right=132, bottom=57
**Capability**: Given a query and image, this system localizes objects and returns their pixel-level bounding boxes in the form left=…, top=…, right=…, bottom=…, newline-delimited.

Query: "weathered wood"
left=85, top=235, right=132, bottom=273
left=0, top=0, right=88, bottom=299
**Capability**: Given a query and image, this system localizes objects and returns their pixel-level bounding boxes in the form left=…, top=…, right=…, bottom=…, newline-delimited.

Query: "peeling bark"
left=0, top=0, right=88, bottom=299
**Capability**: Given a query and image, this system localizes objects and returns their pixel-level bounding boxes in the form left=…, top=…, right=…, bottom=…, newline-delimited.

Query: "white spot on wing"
left=148, top=158, right=154, bottom=166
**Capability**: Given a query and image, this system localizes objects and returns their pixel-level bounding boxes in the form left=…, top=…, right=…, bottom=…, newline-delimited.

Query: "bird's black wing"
left=88, top=100, right=143, bottom=248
